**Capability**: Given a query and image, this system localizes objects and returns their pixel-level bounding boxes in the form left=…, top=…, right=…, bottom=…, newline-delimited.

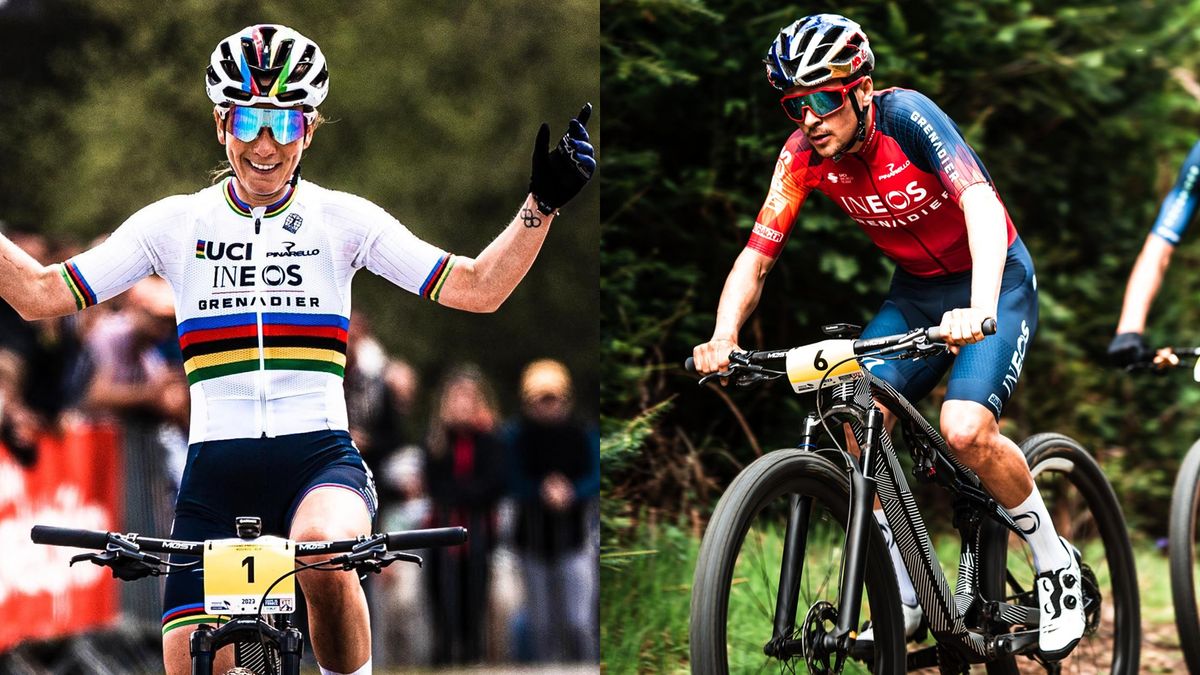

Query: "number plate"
left=203, top=536, right=296, bottom=615
left=786, top=339, right=862, bottom=393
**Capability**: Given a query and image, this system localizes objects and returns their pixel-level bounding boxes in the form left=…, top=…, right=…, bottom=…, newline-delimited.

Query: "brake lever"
left=70, top=549, right=164, bottom=581
left=332, top=549, right=423, bottom=574
left=697, top=370, right=731, bottom=387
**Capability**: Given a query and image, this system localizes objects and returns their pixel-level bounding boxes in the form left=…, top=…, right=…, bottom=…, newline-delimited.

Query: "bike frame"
left=772, top=372, right=1038, bottom=664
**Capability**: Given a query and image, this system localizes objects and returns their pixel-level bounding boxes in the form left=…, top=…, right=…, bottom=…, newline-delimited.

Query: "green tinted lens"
left=782, top=89, right=845, bottom=120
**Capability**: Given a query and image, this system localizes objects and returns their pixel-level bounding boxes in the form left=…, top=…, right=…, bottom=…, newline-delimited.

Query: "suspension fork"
left=836, top=406, right=882, bottom=639
left=771, top=414, right=827, bottom=639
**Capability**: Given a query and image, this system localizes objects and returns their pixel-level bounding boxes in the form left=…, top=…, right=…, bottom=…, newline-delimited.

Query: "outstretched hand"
left=530, top=103, right=596, bottom=216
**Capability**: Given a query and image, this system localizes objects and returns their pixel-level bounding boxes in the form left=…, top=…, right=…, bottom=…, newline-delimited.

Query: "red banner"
left=0, top=423, right=122, bottom=652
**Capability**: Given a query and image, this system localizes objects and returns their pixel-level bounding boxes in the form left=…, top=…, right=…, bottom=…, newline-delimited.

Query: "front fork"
left=771, top=409, right=882, bottom=653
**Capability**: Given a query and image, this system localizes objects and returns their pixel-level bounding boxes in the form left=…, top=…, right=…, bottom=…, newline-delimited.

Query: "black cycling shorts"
left=161, top=429, right=376, bottom=634
left=859, top=237, right=1038, bottom=420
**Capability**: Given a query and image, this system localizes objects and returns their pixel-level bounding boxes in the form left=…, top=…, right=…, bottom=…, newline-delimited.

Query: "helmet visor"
left=780, top=76, right=865, bottom=123
left=227, top=106, right=306, bottom=144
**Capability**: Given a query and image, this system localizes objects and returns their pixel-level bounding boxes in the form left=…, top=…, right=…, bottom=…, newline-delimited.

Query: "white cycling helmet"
left=205, top=24, right=329, bottom=109
left=764, top=14, right=874, bottom=90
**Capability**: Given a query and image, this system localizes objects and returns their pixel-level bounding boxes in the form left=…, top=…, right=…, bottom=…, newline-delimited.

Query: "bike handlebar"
left=31, top=525, right=111, bottom=550
left=684, top=318, right=998, bottom=376
left=31, top=524, right=469, bottom=557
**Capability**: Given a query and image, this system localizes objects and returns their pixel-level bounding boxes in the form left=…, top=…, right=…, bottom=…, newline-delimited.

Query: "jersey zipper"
left=251, top=208, right=269, bottom=437
left=852, top=155, right=952, bottom=276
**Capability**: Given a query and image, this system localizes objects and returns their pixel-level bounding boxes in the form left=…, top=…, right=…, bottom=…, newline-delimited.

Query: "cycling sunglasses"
left=222, top=106, right=308, bottom=144
left=780, top=76, right=867, bottom=123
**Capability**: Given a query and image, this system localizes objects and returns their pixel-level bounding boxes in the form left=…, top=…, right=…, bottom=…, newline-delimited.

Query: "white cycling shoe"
left=1035, top=537, right=1086, bottom=661
left=858, top=601, right=923, bottom=644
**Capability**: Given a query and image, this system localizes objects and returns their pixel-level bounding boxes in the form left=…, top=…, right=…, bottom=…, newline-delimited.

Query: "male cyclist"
left=690, top=14, right=1084, bottom=658
left=1108, top=141, right=1200, bottom=366
left=0, top=25, right=594, bottom=675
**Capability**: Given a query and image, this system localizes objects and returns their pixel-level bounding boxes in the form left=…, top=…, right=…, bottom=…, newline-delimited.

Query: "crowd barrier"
left=0, top=422, right=122, bottom=652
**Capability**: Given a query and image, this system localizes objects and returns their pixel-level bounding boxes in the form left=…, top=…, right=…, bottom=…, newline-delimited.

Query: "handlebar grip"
left=384, top=527, right=468, bottom=551
left=31, top=525, right=110, bottom=550
left=684, top=357, right=697, bottom=373
left=926, top=317, right=998, bottom=343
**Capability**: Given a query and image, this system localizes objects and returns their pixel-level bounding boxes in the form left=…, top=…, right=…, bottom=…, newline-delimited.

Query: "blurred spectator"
left=0, top=229, right=88, bottom=466
left=372, top=443, right=434, bottom=668
left=345, top=314, right=405, bottom=466
left=81, top=275, right=187, bottom=625
left=505, top=359, right=600, bottom=663
left=423, top=365, right=506, bottom=665
left=83, top=275, right=187, bottom=429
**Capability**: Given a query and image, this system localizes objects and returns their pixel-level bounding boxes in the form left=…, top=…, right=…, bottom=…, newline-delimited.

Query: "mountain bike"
left=1129, top=346, right=1200, bottom=673
left=31, top=516, right=467, bottom=675
left=686, top=321, right=1140, bottom=673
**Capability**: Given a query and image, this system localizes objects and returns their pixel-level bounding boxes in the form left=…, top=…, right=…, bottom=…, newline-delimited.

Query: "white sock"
left=319, top=658, right=371, bottom=675
left=874, top=509, right=918, bottom=606
left=1005, top=488, right=1071, bottom=573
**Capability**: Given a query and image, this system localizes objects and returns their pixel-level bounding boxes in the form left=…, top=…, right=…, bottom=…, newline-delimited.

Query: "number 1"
left=242, top=556, right=255, bottom=584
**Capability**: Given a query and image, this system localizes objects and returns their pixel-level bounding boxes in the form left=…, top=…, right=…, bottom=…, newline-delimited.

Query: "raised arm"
left=436, top=104, right=596, bottom=313
left=435, top=195, right=558, bottom=313
left=0, top=235, right=79, bottom=320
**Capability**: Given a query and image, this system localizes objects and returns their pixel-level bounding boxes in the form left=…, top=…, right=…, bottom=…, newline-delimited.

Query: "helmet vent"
left=222, top=87, right=252, bottom=102
left=795, top=27, right=818, bottom=56
left=310, top=65, right=329, bottom=88
left=287, top=45, right=317, bottom=83
left=273, top=39, right=295, bottom=68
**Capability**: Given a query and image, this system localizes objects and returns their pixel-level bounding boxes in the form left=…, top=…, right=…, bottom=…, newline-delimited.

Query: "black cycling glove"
left=1107, top=332, right=1149, bottom=367
left=530, top=103, right=596, bottom=215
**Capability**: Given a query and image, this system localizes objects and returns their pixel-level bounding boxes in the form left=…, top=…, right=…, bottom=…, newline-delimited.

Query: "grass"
left=601, top=522, right=1177, bottom=674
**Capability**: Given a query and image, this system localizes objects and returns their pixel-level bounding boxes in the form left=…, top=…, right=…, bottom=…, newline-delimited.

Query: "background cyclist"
left=690, top=14, right=1084, bottom=658
left=0, top=24, right=593, bottom=675
left=1108, top=140, right=1200, bottom=367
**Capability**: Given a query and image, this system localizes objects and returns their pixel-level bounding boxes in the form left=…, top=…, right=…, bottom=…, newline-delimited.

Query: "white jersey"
left=63, top=178, right=454, bottom=443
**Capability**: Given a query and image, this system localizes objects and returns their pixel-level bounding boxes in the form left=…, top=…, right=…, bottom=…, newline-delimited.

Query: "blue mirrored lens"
left=228, top=107, right=306, bottom=144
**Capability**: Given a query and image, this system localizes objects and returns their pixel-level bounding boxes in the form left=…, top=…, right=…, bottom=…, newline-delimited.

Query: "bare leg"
left=290, top=487, right=373, bottom=673
left=938, top=400, right=1032, bottom=508
left=163, top=625, right=235, bottom=675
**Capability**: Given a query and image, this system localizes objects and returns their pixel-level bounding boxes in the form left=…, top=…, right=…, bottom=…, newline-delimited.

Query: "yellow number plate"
left=786, top=339, right=862, bottom=393
left=203, top=536, right=296, bottom=615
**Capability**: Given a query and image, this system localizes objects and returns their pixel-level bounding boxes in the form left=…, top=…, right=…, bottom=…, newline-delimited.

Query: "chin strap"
left=290, top=162, right=303, bottom=187
left=831, top=87, right=870, bottom=163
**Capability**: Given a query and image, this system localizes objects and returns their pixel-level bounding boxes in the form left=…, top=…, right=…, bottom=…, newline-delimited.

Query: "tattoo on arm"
left=520, top=208, right=542, bottom=229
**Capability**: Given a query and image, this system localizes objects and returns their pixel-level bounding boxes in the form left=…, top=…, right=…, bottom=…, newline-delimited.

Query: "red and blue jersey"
left=748, top=87, right=1017, bottom=277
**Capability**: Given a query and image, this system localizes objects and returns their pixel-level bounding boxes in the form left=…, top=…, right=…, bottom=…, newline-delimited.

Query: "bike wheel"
left=690, top=449, right=905, bottom=674
left=981, top=432, right=1140, bottom=674
left=1169, top=436, right=1200, bottom=673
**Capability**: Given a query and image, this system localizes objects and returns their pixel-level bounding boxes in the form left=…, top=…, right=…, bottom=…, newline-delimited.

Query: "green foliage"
left=602, top=0, right=1200, bottom=537
left=600, top=521, right=695, bottom=673
left=0, top=0, right=598, bottom=416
